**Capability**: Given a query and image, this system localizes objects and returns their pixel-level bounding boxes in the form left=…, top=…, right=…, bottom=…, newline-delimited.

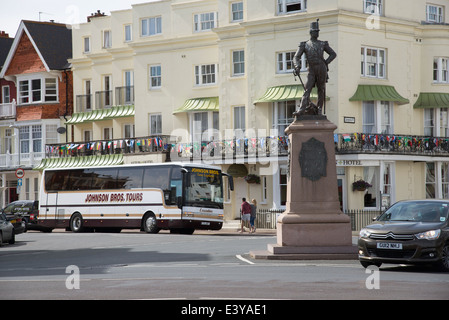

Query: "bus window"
left=142, top=167, right=170, bottom=190
left=117, top=167, right=144, bottom=189
left=45, top=170, right=70, bottom=191
left=91, top=168, right=118, bottom=190
left=68, top=169, right=94, bottom=190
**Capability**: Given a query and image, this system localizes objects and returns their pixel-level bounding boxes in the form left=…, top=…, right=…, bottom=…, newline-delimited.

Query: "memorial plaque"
left=299, top=137, right=327, bottom=181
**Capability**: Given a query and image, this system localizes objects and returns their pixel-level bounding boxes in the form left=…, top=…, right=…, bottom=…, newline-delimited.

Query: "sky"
left=1, top=0, right=155, bottom=37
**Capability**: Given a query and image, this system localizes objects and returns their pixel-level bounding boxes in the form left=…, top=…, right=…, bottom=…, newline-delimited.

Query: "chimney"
left=0, top=31, right=10, bottom=38
left=87, top=10, right=107, bottom=22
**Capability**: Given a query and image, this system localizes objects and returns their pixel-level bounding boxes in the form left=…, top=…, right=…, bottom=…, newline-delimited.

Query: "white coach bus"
left=38, top=163, right=233, bottom=234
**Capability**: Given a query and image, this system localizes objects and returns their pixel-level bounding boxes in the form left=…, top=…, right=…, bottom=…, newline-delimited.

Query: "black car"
left=1, top=200, right=41, bottom=232
left=358, top=200, right=449, bottom=272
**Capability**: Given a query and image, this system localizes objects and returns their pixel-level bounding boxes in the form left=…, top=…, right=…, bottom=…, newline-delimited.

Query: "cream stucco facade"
left=68, top=0, right=449, bottom=220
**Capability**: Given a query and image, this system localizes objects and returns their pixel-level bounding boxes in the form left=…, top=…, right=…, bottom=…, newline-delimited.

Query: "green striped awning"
left=413, top=92, right=449, bottom=109
left=66, top=105, right=135, bottom=124
left=254, top=85, right=328, bottom=103
left=173, top=97, right=219, bottom=114
left=349, top=85, right=409, bottom=105
left=34, top=154, right=124, bottom=170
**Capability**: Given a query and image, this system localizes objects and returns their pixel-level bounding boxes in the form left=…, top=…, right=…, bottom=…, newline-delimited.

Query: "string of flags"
left=335, top=133, right=449, bottom=151
left=45, top=133, right=449, bottom=158
left=46, top=137, right=166, bottom=155
left=45, top=136, right=290, bottom=157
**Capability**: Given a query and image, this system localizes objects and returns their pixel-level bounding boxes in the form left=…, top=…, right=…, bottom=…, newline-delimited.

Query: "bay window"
left=18, top=76, right=59, bottom=104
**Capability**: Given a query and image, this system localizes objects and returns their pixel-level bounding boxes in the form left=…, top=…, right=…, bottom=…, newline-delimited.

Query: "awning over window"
left=66, top=105, right=135, bottom=124
left=413, top=92, right=449, bottom=109
left=34, top=154, right=124, bottom=170
left=254, top=84, right=328, bottom=104
left=173, top=97, right=219, bottom=114
left=349, top=85, right=409, bottom=105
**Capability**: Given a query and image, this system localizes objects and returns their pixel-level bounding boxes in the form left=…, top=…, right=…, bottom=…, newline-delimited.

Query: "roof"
left=0, top=37, right=14, bottom=70
left=22, top=21, right=72, bottom=70
left=0, top=20, right=72, bottom=77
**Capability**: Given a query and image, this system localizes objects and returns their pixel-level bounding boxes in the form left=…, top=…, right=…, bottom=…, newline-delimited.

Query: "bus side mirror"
left=222, top=173, right=234, bottom=191
left=177, top=196, right=183, bottom=209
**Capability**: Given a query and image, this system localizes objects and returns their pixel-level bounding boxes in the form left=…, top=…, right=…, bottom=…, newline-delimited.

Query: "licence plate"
left=201, top=222, right=210, bottom=225
left=377, top=242, right=402, bottom=250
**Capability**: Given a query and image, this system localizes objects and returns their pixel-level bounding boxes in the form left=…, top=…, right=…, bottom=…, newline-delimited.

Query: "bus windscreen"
left=185, top=168, right=223, bottom=209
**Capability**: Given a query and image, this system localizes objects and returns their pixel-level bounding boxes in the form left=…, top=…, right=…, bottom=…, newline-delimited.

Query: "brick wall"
left=5, top=32, right=46, bottom=75
left=16, top=71, right=73, bottom=121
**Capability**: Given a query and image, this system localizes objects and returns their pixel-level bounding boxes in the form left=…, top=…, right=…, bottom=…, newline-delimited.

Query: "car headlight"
left=415, top=229, right=441, bottom=240
left=359, top=228, right=371, bottom=239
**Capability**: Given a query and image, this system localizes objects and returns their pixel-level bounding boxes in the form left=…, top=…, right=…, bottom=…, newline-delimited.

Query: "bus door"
left=45, top=192, right=59, bottom=221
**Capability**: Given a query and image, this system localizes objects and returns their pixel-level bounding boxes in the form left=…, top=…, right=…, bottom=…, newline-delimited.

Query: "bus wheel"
left=70, top=213, right=84, bottom=233
left=143, top=213, right=160, bottom=234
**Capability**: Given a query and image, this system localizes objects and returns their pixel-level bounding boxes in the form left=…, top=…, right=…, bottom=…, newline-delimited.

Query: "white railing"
left=0, top=152, right=44, bottom=169
left=0, top=100, right=16, bottom=118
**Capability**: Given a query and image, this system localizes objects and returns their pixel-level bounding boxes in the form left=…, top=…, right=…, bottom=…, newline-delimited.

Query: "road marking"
left=236, top=254, right=254, bottom=265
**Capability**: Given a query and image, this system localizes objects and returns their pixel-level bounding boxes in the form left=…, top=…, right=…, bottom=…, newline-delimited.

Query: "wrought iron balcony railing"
left=335, top=133, right=449, bottom=155
left=44, top=135, right=290, bottom=161
left=115, top=86, right=134, bottom=106
left=44, top=133, right=449, bottom=165
left=45, top=135, right=173, bottom=158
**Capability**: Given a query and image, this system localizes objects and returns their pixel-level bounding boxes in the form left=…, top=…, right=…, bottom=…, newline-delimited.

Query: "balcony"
left=0, top=100, right=16, bottom=119
left=95, top=90, right=113, bottom=109
left=44, top=135, right=289, bottom=163
left=75, top=94, right=92, bottom=112
left=45, top=135, right=173, bottom=159
left=115, top=86, right=134, bottom=106
left=0, top=152, right=44, bottom=169
left=335, top=133, right=449, bottom=155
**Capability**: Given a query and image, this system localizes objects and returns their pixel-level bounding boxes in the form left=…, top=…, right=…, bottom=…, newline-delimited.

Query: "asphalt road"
left=1, top=229, right=448, bottom=301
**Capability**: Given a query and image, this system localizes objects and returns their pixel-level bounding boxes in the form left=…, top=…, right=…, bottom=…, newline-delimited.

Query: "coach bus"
left=38, top=163, right=233, bottom=234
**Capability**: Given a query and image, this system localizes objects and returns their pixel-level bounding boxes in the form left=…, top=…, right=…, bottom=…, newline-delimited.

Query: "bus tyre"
left=70, top=213, right=84, bottom=233
left=143, top=213, right=160, bottom=234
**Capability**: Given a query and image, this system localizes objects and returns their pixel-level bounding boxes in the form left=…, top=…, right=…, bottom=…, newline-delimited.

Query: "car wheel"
left=435, top=244, right=449, bottom=272
left=70, top=213, right=84, bottom=233
left=143, top=213, right=160, bottom=234
left=0, top=232, right=3, bottom=247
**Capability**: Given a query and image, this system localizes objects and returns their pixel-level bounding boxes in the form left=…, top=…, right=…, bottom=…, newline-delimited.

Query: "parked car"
left=358, top=200, right=449, bottom=272
left=1, top=200, right=43, bottom=232
left=1, top=202, right=26, bottom=235
left=0, top=212, right=15, bottom=246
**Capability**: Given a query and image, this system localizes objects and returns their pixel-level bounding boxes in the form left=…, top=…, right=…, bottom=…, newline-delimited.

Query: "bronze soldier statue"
left=293, top=19, right=336, bottom=116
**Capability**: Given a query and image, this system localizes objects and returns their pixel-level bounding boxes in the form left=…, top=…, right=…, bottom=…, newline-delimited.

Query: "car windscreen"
left=379, top=201, right=449, bottom=223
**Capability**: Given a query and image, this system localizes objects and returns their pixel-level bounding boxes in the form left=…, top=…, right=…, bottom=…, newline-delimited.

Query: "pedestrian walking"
left=240, top=198, right=251, bottom=232
left=250, top=199, right=257, bottom=233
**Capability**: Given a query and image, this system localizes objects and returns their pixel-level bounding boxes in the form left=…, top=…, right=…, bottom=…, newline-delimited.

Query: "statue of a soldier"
left=293, top=19, right=336, bottom=116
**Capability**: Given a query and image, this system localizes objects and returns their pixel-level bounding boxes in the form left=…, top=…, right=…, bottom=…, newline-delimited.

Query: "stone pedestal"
left=250, top=115, right=357, bottom=260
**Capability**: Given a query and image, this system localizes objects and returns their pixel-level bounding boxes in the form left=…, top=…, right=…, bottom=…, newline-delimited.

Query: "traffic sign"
left=15, top=168, right=25, bottom=179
